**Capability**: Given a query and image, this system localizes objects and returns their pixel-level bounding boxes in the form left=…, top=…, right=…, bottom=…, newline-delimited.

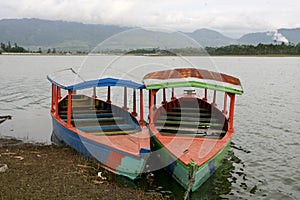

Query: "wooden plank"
left=166, top=112, right=212, bottom=117
left=78, top=124, right=134, bottom=132
left=158, top=132, right=222, bottom=139
left=155, top=120, right=223, bottom=127
left=167, top=107, right=210, bottom=112
left=155, top=125, right=226, bottom=134
left=59, top=112, right=114, bottom=119
left=59, top=109, right=112, bottom=114
left=89, top=130, right=137, bottom=136
left=157, top=116, right=217, bottom=123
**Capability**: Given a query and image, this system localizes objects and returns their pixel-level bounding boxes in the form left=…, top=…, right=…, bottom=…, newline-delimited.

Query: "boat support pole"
left=212, top=90, right=217, bottom=106
left=107, top=86, right=111, bottom=103
left=203, top=88, right=208, bottom=101
left=228, top=93, right=235, bottom=132
left=223, top=92, right=228, bottom=115
left=123, top=87, right=128, bottom=110
left=149, top=89, right=158, bottom=124
left=67, top=90, right=72, bottom=128
left=171, top=88, right=176, bottom=100
left=139, top=89, right=144, bottom=126
left=162, top=88, right=167, bottom=104
left=51, top=84, right=55, bottom=113
left=93, top=87, right=97, bottom=98
left=132, top=89, right=137, bottom=117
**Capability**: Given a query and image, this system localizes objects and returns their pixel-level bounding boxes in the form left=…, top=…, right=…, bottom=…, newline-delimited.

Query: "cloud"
left=1, top=0, right=300, bottom=38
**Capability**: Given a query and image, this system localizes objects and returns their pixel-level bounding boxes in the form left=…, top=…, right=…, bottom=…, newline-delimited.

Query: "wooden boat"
left=47, top=68, right=150, bottom=180
left=143, top=68, right=243, bottom=192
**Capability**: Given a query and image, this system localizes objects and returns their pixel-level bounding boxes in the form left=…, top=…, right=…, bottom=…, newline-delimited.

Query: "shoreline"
left=1, top=52, right=300, bottom=57
left=0, top=138, right=164, bottom=200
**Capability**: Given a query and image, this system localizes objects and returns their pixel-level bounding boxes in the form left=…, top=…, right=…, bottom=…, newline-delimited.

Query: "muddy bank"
left=0, top=138, right=164, bottom=200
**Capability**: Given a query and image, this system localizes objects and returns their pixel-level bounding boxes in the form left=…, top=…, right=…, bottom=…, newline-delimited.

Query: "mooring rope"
left=184, top=162, right=198, bottom=200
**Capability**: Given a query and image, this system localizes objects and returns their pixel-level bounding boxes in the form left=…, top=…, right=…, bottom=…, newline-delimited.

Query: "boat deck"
left=58, top=95, right=140, bottom=136
left=154, top=106, right=227, bottom=139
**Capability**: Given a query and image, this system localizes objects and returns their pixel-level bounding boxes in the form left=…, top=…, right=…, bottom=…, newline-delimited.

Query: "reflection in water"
left=139, top=148, right=242, bottom=200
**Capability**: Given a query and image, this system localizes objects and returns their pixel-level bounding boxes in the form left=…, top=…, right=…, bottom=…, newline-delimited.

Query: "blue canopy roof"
left=47, top=68, right=145, bottom=90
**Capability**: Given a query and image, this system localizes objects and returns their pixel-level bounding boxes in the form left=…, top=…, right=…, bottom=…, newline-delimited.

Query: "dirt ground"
left=0, top=138, right=164, bottom=200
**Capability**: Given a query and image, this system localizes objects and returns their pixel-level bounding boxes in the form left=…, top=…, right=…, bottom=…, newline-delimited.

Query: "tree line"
left=2, top=41, right=300, bottom=55
left=0, top=42, right=58, bottom=54
left=205, top=42, right=300, bottom=55
left=0, top=41, right=28, bottom=53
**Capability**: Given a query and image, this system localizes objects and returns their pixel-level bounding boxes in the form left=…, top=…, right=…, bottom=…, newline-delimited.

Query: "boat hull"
left=151, top=135, right=231, bottom=191
left=52, top=116, right=148, bottom=180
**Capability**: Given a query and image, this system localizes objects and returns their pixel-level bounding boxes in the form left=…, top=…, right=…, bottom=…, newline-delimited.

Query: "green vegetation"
left=122, top=43, right=300, bottom=56
left=205, top=43, right=300, bottom=55
left=0, top=41, right=28, bottom=53
left=126, top=48, right=177, bottom=56
left=1, top=40, right=300, bottom=56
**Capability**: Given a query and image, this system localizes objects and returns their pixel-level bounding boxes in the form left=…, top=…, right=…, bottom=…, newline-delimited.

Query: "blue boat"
left=47, top=68, right=150, bottom=180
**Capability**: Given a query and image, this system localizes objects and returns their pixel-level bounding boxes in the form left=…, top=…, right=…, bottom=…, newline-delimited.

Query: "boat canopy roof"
left=143, top=68, right=243, bottom=94
left=47, top=68, right=145, bottom=90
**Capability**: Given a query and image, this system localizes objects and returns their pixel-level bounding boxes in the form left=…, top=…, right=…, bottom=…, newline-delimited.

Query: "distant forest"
left=0, top=42, right=28, bottom=53
left=205, top=42, right=300, bottom=55
left=124, top=43, right=300, bottom=56
left=1, top=41, right=300, bottom=55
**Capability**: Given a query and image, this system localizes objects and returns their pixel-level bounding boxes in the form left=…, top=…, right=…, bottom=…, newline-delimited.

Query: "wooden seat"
left=77, top=124, right=135, bottom=132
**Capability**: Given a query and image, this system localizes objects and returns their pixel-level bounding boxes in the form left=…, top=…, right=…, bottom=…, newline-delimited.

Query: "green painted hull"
left=151, top=136, right=231, bottom=191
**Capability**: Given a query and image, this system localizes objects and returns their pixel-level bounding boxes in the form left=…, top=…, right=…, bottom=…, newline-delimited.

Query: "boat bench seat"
left=59, top=113, right=114, bottom=119
left=62, top=117, right=124, bottom=123
left=165, top=111, right=212, bottom=117
left=89, top=129, right=137, bottom=136
left=156, top=125, right=226, bottom=138
left=155, top=120, right=223, bottom=128
left=60, top=105, right=100, bottom=110
left=167, top=107, right=210, bottom=113
left=78, top=124, right=135, bottom=132
left=59, top=109, right=112, bottom=115
left=157, top=116, right=217, bottom=123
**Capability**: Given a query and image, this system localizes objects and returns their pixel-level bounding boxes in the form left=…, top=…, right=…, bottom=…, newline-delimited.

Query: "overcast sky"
left=1, top=0, right=299, bottom=38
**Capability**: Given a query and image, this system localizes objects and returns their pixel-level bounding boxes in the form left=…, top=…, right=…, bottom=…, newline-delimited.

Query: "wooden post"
left=228, top=94, right=235, bottom=132
left=203, top=88, right=208, bottom=101
left=149, top=89, right=158, bottom=124
left=139, top=89, right=144, bottom=126
left=51, top=84, right=55, bottom=113
left=212, top=90, right=217, bottom=106
left=132, top=89, right=137, bottom=117
left=153, top=91, right=157, bottom=110
left=57, top=87, right=61, bottom=100
left=149, top=90, right=154, bottom=124
left=171, top=88, right=176, bottom=100
left=67, top=90, right=72, bottom=128
left=162, top=88, right=167, bottom=104
left=93, top=87, right=97, bottom=98
left=54, top=86, right=59, bottom=119
left=223, top=92, right=228, bottom=115
left=123, top=87, right=128, bottom=110
left=107, top=86, right=111, bottom=103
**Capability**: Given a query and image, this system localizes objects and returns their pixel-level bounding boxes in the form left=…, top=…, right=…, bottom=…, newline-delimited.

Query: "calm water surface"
left=0, top=55, right=299, bottom=199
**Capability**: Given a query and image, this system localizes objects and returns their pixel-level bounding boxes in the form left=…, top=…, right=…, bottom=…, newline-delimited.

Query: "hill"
left=1, top=18, right=300, bottom=52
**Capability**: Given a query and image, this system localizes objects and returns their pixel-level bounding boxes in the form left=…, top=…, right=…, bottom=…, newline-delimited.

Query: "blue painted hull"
left=52, top=117, right=148, bottom=180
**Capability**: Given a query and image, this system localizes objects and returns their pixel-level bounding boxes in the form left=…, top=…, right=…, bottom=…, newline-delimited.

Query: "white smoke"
left=272, top=31, right=289, bottom=44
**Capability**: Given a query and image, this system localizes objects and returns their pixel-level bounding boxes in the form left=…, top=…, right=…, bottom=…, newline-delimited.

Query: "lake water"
left=0, top=55, right=299, bottom=199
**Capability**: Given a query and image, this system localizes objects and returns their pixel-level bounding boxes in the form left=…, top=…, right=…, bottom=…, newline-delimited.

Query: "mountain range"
left=1, top=18, right=300, bottom=52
